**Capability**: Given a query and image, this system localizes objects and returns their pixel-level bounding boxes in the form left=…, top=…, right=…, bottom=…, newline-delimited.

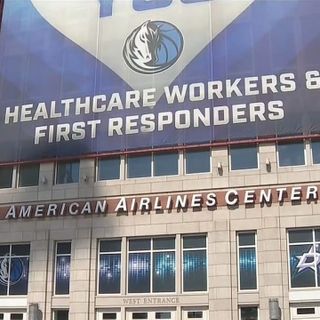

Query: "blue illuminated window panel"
left=55, top=242, right=71, bottom=295
left=238, top=233, right=257, bottom=291
left=128, top=237, right=176, bottom=293
left=183, top=250, right=207, bottom=292
left=99, top=240, right=122, bottom=294
left=153, top=252, right=175, bottom=292
left=239, top=248, right=257, bottom=290
left=99, top=254, right=121, bottom=294
left=128, top=252, right=151, bottom=293
left=55, top=256, right=71, bottom=295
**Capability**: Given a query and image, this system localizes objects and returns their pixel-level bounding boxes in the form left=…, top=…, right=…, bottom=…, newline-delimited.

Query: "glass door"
left=0, top=312, right=26, bottom=320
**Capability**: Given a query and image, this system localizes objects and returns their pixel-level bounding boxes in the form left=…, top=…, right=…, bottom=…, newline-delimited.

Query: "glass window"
left=288, top=229, right=320, bottom=288
left=154, top=152, right=178, bottom=176
left=0, top=243, right=30, bottom=296
left=56, top=160, right=79, bottom=184
left=53, top=310, right=69, bottom=320
left=18, top=163, right=39, bottom=187
left=230, top=146, right=258, bottom=170
left=312, top=141, right=320, bottom=164
left=98, top=157, right=120, bottom=181
left=127, top=155, right=151, bottom=178
left=238, top=232, right=257, bottom=290
left=278, top=142, right=305, bottom=167
left=55, top=242, right=71, bottom=295
left=128, top=237, right=176, bottom=293
left=183, top=235, right=207, bottom=292
left=240, top=307, right=258, bottom=320
left=185, top=150, right=210, bottom=174
left=103, top=313, right=117, bottom=320
left=0, top=165, right=13, bottom=188
left=10, top=315, right=23, bottom=320
left=99, top=240, right=121, bottom=294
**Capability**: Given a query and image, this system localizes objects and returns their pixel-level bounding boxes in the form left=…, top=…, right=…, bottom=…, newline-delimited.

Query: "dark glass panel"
left=0, top=245, right=10, bottom=257
left=0, top=166, right=13, bottom=188
left=185, top=150, right=210, bottom=174
left=154, top=152, right=178, bottom=176
left=127, top=155, right=151, bottom=178
left=19, top=163, right=39, bottom=187
left=278, top=142, right=305, bottom=167
left=98, top=157, right=120, bottom=180
left=289, top=230, right=313, bottom=243
left=129, top=239, right=151, bottom=251
left=55, top=256, right=70, bottom=295
left=12, top=244, right=30, bottom=256
left=57, top=242, right=71, bottom=255
left=239, top=248, right=257, bottom=290
left=241, top=307, right=258, bottom=320
left=100, top=240, right=121, bottom=253
left=128, top=252, right=150, bottom=293
left=183, top=250, right=207, bottom=292
left=183, top=236, right=206, bottom=249
left=239, top=233, right=255, bottom=246
left=9, top=257, right=29, bottom=295
left=99, top=254, right=121, bottom=294
left=153, top=252, right=175, bottom=292
left=230, top=146, right=258, bottom=170
left=56, top=161, right=79, bottom=184
left=153, top=238, right=175, bottom=250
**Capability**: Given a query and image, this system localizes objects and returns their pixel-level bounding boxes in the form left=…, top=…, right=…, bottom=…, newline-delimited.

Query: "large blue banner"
left=0, top=0, right=320, bottom=162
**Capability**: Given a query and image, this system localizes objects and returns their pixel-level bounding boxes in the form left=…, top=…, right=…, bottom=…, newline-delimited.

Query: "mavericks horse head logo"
left=123, top=20, right=184, bottom=74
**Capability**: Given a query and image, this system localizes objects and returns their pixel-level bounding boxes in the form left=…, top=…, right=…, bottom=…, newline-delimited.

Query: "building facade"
left=1, top=0, right=320, bottom=319
left=0, top=140, right=319, bottom=319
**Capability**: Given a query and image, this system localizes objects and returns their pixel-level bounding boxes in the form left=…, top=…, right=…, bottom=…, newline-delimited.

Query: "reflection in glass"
left=278, top=142, right=305, bottom=167
left=55, top=256, right=70, bottom=295
left=183, top=250, right=207, bottom=292
left=99, top=254, right=121, bottom=294
left=230, top=146, right=258, bottom=170
left=153, top=252, right=175, bottom=292
left=239, top=248, right=257, bottom=290
left=290, top=244, right=316, bottom=288
left=128, top=252, right=151, bottom=293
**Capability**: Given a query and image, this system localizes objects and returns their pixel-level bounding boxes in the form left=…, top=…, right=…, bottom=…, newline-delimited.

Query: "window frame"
left=0, top=243, right=30, bottom=296
left=54, top=241, right=71, bottom=296
left=184, top=149, right=212, bottom=175
left=182, top=234, right=208, bottom=293
left=229, top=145, right=259, bottom=171
left=287, top=228, right=320, bottom=289
left=277, top=141, right=307, bottom=168
left=52, top=309, right=69, bottom=320
left=311, top=140, right=320, bottom=165
left=55, top=160, right=80, bottom=185
left=18, top=163, right=39, bottom=187
left=126, top=152, right=180, bottom=179
left=238, top=306, right=259, bottom=320
left=98, top=239, right=122, bottom=295
left=0, top=165, right=15, bottom=189
left=237, top=231, right=259, bottom=292
left=127, top=237, right=177, bottom=294
left=96, top=156, right=121, bottom=182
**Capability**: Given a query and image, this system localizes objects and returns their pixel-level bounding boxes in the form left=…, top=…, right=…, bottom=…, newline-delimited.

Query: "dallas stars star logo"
left=296, top=245, right=320, bottom=273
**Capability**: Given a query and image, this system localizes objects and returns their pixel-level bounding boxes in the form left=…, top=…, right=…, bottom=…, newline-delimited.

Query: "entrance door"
left=182, top=309, right=208, bottom=320
left=0, top=312, right=27, bottom=320
left=127, top=310, right=175, bottom=320
left=291, top=306, right=320, bottom=320
left=97, top=310, right=121, bottom=320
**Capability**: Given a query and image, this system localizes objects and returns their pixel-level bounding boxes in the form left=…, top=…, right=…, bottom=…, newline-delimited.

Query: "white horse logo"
left=123, top=20, right=183, bottom=74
